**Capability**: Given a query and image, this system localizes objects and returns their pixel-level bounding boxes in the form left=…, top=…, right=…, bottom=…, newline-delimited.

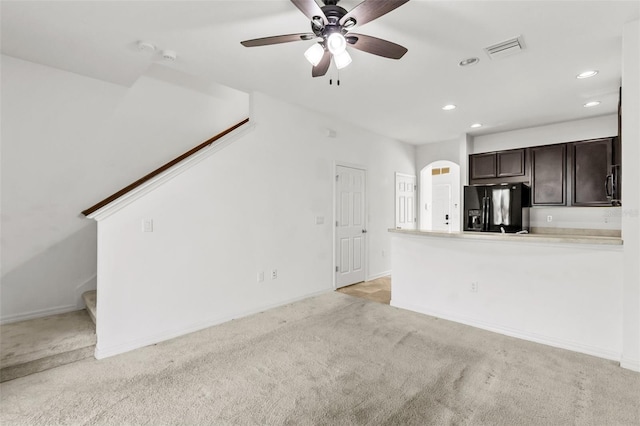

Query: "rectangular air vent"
left=484, top=35, right=525, bottom=60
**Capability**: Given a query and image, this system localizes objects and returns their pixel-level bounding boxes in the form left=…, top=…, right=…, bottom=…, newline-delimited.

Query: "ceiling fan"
left=240, top=0, right=410, bottom=77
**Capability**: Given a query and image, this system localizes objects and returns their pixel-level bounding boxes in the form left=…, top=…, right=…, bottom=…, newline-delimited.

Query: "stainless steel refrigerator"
left=464, top=183, right=530, bottom=233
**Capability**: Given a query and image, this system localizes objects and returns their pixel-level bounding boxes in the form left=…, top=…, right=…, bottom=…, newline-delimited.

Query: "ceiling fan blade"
left=241, top=33, right=317, bottom=47
left=291, top=0, right=328, bottom=25
left=346, top=33, right=407, bottom=59
left=340, top=0, right=409, bottom=28
left=312, top=50, right=331, bottom=77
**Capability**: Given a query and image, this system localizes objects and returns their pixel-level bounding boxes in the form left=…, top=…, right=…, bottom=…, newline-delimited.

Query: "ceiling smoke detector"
left=137, top=41, right=156, bottom=52
left=161, top=50, right=177, bottom=61
left=484, top=35, right=525, bottom=60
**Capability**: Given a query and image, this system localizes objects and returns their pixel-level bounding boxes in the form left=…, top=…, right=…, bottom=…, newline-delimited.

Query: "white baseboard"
left=95, top=288, right=333, bottom=360
left=391, top=298, right=621, bottom=363
left=367, top=270, right=391, bottom=281
left=620, top=357, right=640, bottom=372
left=0, top=304, right=79, bottom=324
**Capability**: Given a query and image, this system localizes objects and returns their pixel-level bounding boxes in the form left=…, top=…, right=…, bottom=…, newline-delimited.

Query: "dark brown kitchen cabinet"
left=470, top=149, right=525, bottom=181
left=497, top=149, right=525, bottom=177
left=532, top=144, right=566, bottom=205
left=470, top=153, right=497, bottom=179
left=571, top=138, right=613, bottom=206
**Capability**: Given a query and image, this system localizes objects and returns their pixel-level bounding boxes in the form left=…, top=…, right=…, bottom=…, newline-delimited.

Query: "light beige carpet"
left=1, top=292, right=638, bottom=425
left=0, top=310, right=96, bottom=382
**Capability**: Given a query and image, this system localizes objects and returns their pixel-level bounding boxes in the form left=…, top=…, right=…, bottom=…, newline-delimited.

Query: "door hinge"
left=336, top=175, right=339, bottom=181
left=414, top=185, right=417, bottom=190
left=336, top=266, right=339, bottom=272
left=336, top=220, right=339, bottom=227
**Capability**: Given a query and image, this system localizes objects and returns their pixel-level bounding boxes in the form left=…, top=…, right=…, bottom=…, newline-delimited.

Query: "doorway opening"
left=420, top=161, right=461, bottom=232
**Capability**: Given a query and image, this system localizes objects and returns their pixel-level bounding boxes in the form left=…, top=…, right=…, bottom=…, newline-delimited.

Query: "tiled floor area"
left=336, top=276, right=391, bottom=305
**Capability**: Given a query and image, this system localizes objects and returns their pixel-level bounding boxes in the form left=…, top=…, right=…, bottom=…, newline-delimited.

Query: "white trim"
left=0, top=304, right=79, bottom=324
left=391, top=298, right=621, bottom=363
left=95, top=288, right=331, bottom=359
left=367, top=270, right=391, bottom=281
left=620, top=357, right=640, bottom=372
left=87, top=123, right=256, bottom=221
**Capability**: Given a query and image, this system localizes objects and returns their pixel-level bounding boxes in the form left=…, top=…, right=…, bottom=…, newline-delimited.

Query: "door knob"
left=362, top=229, right=367, bottom=233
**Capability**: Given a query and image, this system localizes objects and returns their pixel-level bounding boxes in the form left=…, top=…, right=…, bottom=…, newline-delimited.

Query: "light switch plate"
left=142, top=219, right=153, bottom=232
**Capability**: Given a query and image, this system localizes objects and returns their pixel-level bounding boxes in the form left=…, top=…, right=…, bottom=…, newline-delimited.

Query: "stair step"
left=83, top=290, right=97, bottom=325
left=0, top=310, right=96, bottom=382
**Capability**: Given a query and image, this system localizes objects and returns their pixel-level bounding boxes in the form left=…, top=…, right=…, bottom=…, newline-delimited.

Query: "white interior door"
left=395, top=173, right=416, bottom=229
left=432, top=183, right=451, bottom=232
left=336, top=165, right=366, bottom=288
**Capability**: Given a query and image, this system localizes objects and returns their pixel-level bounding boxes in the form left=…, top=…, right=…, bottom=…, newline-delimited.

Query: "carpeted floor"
left=1, top=292, right=639, bottom=425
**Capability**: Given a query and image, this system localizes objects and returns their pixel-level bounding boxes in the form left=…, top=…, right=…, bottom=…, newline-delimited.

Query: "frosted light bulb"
left=304, top=43, right=325, bottom=66
left=334, top=50, right=352, bottom=70
left=327, top=33, right=347, bottom=55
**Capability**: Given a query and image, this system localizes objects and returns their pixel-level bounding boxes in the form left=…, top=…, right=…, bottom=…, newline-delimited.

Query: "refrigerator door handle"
left=482, top=196, right=489, bottom=231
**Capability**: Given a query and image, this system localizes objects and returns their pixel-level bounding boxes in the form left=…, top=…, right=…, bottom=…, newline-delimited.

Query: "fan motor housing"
left=312, top=5, right=348, bottom=37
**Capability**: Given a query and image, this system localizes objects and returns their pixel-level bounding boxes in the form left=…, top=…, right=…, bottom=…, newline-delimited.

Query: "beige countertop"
left=388, top=228, right=623, bottom=246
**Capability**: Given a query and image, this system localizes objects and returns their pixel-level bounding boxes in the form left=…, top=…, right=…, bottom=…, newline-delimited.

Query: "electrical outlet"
left=257, top=271, right=264, bottom=283
left=470, top=282, right=478, bottom=292
left=271, top=269, right=278, bottom=280
left=547, top=215, right=553, bottom=223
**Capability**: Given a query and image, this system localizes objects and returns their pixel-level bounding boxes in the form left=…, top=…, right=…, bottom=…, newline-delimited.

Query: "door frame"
left=333, top=161, right=368, bottom=290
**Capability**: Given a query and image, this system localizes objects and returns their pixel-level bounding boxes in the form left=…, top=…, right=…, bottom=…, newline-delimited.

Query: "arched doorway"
left=420, top=161, right=461, bottom=232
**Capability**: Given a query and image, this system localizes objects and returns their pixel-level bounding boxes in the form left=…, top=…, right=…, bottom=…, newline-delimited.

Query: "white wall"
left=472, top=114, right=618, bottom=153
left=94, top=91, right=415, bottom=358
left=621, top=19, right=640, bottom=372
left=391, top=234, right=624, bottom=361
left=0, top=55, right=249, bottom=322
left=415, top=137, right=461, bottom=172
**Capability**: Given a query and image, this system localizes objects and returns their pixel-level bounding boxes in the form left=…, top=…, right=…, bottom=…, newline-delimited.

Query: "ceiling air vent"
left=484, top=35, right=525, bottom=60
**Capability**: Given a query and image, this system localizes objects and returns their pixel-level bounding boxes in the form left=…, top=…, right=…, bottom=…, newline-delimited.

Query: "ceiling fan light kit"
left=304, top=43, right=325, bottom=66
left=241, top=0, right=410, bottom=78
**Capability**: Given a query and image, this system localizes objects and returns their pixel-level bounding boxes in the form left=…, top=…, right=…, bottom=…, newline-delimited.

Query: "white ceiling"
left=2, top=0, right=638, bottom=145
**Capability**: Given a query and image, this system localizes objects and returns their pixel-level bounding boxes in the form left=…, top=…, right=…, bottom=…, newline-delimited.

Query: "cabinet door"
left=497, top=149, right=525, bottom=177
left=470, top=153, right=496, bottom=179
left=532, top=144, right=566, bottom=205
left=572, top=138, right=612, bottom=206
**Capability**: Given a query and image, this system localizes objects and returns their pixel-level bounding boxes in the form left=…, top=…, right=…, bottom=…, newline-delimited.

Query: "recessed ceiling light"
left=459, top=57, right=480, bottom=67
left=470, top=123, right=483, bottom=128
left=584, top=101, right=601, bottom=108
left=442, top=104, right=457, bottom=111
left=577, top=70, right=598, bottom=79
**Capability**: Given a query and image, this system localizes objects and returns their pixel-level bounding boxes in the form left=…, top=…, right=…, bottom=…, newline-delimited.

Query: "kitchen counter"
left=388, top=228, right=623, bottom=246
left=389, top=227, right=624, bottom=363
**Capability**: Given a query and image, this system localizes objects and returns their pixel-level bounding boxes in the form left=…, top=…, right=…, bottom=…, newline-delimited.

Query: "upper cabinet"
left=469, top=136, right=619, bottom=207
left=470, top=149, right=526, bottom=182
left=470, top=153, right=497, bottom=179
left=531, top=144, right=566, bottom=206
left=570, top=138, right=614, bottom=206
left=497, top=149, right=525, bottom=177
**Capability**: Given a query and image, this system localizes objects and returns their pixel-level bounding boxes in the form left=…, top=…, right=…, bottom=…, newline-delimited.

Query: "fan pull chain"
left=329, top=71, right=341, bottom=86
